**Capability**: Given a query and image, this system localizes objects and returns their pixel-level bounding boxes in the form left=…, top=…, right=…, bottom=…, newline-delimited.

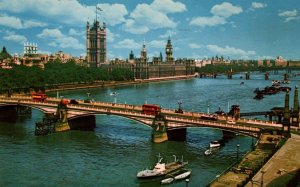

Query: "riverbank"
left=245, top=133, right=300, bottom=187
left=209, top=133, right=287, bottom=187
left=45, top=75, right=195, bottom=93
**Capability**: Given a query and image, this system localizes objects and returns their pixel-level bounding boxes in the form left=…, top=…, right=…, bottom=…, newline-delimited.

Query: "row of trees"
left=0, top=60, right=134, bottom=94
left=195, top=60, right=283, bottom=74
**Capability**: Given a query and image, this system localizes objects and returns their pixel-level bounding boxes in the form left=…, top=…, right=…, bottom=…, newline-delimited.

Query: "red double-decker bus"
left=32, top=93, right=47, bottom=102
left=142, top=104, right=161, bottom=115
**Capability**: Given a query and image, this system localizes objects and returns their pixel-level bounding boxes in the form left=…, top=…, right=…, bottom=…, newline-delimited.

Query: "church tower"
left=165, top=36, right=173, bottom=63
left=140, top=40, right=147, bottom=63
left=86, top=9, right=106, bottom=67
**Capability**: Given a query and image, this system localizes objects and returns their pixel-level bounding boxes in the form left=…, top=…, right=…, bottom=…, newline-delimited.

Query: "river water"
left=1, top=72, right=299, bottom=187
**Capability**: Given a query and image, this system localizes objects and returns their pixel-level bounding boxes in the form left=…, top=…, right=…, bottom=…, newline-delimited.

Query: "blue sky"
left=0, top=0, right=299, bottom=60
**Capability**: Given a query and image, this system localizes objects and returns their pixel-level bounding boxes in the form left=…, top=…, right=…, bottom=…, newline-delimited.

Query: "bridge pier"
left=227, top=72, right=233, bottom=79
left=54, top=103, right=70, bottom=132
left=265, top=72, right=269, bottom=80
left=245, top=72, right=250, bottom=80
left=151, top=114, right=168, bottom=143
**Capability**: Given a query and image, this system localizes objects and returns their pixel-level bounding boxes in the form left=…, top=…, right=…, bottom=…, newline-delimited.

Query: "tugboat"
left=137, top=154, right=188, bottom=179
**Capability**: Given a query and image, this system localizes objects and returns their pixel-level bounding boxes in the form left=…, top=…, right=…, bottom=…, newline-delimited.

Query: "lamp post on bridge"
left=207, top=103, right=210, bottom=114
left=236, top=144, right=240, bottom=162
left=175, top=101, right=183, bottom=113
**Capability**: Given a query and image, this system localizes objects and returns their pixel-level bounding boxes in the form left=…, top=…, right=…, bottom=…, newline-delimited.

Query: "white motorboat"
left=161, top=177, right=174, bottom=184
left=210, top=140, right=221, bottom=148
left=174, top=170, right=192, bottom=180
left=110, top=92, right=117, bottom=96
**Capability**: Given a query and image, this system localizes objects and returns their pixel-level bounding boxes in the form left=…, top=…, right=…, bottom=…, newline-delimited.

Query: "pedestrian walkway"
left=245, top=133, right=300, bottom=186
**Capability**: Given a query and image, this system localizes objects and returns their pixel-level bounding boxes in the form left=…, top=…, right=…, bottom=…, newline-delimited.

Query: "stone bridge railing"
left=0, top=97, right=282, bottom=135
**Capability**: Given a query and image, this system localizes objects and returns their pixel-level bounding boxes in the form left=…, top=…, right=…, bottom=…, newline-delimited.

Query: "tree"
left=0, top=46, right=12, bottom=60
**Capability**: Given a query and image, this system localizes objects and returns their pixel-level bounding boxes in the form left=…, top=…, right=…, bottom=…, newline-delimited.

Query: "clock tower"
left=165, top=36, right=173, bottom=63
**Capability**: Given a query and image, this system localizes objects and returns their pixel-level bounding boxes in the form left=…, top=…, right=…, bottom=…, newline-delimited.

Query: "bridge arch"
left=68, top=112, right=154, bottom=129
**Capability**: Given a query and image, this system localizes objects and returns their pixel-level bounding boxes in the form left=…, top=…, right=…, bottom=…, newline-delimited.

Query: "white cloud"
left=0, top=14, right=22, bottom=29
left=96, top=3, right=128, bottom=26
left=23, top=20, right=47, bottom=28
left=207, top=45, right=256, bottom=57
left=211, top=2, right=242, bottom=18
left=251, top=2, right=267, bottom=9
left=123, top=0, right=186, bottom=34
left=278, top=10, right=299, bottom=22
left=0, top=14, right=47, bottom=29
left=190, top=2, right=242, bottom=27
left=38, top=28, right=64, bottom=38
left=106, top=28, right=117, bottom=43
left=151, top=0, right=186, bottom=13
left=69, top=28, right=84, bottom=36
left=149, top=40, right=165, bottom=48
left=0, top=0, right=128, bottom=26
left=130, top=4, right=177, bottom=28
left=123, top=19, right=149, bottom=34
left=3, top=32, right=27, bottom=44
left=278, top=10, right=297, bottom=17
left=159, top=30, right=176, bottom=38
left=37, top=28, right=84, bottom=50
left=189, top=43, right=203, bottom=49
left=285, top=16, right=300, bottom=22
left=190, top=16, right=226, bottom=27
left=113, top=39, right=141, bottom=49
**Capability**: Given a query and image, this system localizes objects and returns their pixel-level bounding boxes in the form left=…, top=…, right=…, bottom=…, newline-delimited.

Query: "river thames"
left=1, top=72, right=299, bottom=186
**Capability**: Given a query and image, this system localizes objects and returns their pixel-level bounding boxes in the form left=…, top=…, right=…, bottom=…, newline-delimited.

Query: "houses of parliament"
left=86, top=17, right=195, bottom=79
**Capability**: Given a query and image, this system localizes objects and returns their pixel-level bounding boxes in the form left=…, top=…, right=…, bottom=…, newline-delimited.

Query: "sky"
left=0, top=0, right=299, bottom=60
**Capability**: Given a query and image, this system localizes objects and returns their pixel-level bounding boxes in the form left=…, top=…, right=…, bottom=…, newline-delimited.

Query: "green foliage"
left=196, top=61, right=263, bottom=74
left=0, top=60, right=134, bottom=94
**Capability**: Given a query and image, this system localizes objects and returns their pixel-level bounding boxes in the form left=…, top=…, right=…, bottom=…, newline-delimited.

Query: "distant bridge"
left=0, top=96, right=283, bottom=142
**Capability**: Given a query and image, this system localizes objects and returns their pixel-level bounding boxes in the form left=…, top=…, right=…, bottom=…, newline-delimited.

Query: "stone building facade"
left=134, top=38, right=195, bottom=79
left=86, top=19, right=106, bottom=67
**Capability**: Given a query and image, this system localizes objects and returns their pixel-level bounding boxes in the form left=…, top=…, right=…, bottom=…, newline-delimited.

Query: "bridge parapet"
left=0, top=96, right=284, bottom=139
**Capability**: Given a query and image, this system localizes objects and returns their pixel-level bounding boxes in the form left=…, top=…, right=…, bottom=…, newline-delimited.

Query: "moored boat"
left=161, top=177, right=174, bottom=184
left=137, top=154, right=188, bottom=179
left=210, top=140, right=221, bottom=148
left=204, top=149, right=212, bottom=155
left=174, top=169, right=192, bottom=180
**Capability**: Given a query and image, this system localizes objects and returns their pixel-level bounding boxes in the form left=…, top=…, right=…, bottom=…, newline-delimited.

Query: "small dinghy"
left=204, top=149, right=212, bottom=155
left=174, top=170, right=192, bottom=180
left=161, top=177, right=174, bottom=184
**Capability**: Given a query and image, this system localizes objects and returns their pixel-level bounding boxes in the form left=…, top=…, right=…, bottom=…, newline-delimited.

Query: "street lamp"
left=176, top=101, right=183, bottom=113
left=207, top=103, right=210, bottom=114
left=185, top=178, right=189, bottom=187
left=236, top=144, right=240, bottom=162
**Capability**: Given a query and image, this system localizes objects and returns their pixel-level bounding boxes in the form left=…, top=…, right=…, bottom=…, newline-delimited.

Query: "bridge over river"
left=0, top=94, right=288, bottom=143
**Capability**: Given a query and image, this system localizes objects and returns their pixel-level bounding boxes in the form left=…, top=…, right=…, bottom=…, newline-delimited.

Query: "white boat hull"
left=174, top=170, right=192, bottom=180
left=161, top=177, right=174, bottom=184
